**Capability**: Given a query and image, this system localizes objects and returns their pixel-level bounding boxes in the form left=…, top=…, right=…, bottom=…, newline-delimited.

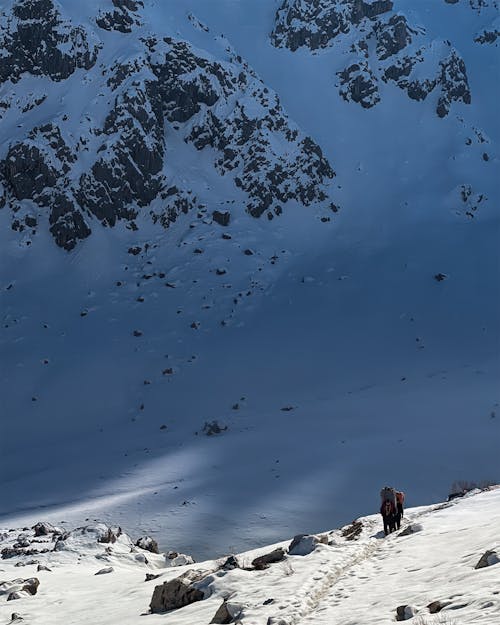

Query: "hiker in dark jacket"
left=380, top=499, right=397, bottom=535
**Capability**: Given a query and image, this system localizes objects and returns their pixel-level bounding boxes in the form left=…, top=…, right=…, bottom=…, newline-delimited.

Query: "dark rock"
left=149, top=570, right=205, bottom=613
left=427, top=600, right=445, bottom=613
left=396, top=605, right=416, bottom=621
left=252, top=547, right=286, bottom=570
left=95, top=567, right=114, bottom=575
left=145, top=573, right=161, bottom=582
left=21, top=578, right=40, bottom=595
left=7, top=593, right=25, bottom=601
left=475, top=549, right=499, bottom=569
left=202, top=421, right=228, bottom=436
left=211, top=600, right=235, bottom=624
left=0, top=0, right=99, bottom=84
left=288, top=535, right=319, bottom=556
left=37, top=565, right=52, bottom=572
left=96, top=0, right=143, bottom=33
left=133, top=330, right=143, bottom=337
left=341, top=520, right=363, bottom=541
left=375, top=15, right=416, bottom=60
left=448, top=491, right=466, bottom=501
left=434, top=273, right=447, bottom=282
left=212, top=210, right=231, bottom=226
left=98, top=527, right=122, bottom=544
left=220, top=555, right=239, bottom=570
left=338, top=62, right=380, bottom=108
left=272, top=0, right=393, bottom=51
left=136, top=536, right=160, bottom=554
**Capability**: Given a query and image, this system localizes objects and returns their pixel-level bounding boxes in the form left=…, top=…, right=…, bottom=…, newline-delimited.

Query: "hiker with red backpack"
left=380, top=486, right=405, bottom=535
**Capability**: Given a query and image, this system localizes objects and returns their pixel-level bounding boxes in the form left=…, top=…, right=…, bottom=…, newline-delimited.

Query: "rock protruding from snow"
left=396, top=604, right=417, bottom=621
left=135, top=536, right=159, bottom=554
left=0, top=577, right=40, bottom=599
left=398, top=523, right=423, bottom=536
left=474, top=549, right=499, bottom=569
left=0, top=6, right=336, bottom=250
left=288, top=534, right=320, bottom=556
left=251, top=547, right=286, bottom=570
left=96, top=0, right=143, bottom=33
left=0, top=0, right=100, bottom=84
left=169, top=553, right=195, bottom=567
left=271, top=0, right=393, bottom=52
left=149, top=570, right=205, bottom=613
left=271, top=1, right=471, bottom=117
left=94, top=567, right=114, bottom=576
left=210, top=600, right=242, bottom=624
left=33, top=522, right=56, bottom=537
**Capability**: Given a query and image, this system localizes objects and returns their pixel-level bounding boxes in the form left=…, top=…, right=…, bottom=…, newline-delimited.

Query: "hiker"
left=380, top=499, right=397, bottom=535
left=380, top=486, right=404, bottom=534
left=396, top=491, right=405, bottom=519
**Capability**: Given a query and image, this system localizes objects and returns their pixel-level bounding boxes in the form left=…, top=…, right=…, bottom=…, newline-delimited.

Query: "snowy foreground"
left=1, top=488, right=499, bottom=625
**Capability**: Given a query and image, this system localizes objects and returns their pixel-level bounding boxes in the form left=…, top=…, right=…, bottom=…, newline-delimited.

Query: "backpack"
left=380, top=486, right=397, bottom=508
left=396, top=491, right=405, bottom=505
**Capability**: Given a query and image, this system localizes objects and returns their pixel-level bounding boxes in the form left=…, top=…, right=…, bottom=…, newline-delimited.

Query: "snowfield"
left=0, top=487, right=499, bottom=624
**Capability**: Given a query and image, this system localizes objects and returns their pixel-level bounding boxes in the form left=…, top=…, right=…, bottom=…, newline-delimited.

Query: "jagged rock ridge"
left=0, top=0, right=335, bottom=250
left=271, top=0, right=471, bottom=117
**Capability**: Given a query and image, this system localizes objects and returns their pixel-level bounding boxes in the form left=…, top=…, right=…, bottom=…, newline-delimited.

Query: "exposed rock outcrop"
left=0, top=4, right=336, bottom=250
left=149, top=570, right=205, bottom=613
left=0, top=0, right=100, bottom=84
left=272, top=0, right=471, bottom=117
left=251, top=547, right=286, bottom=570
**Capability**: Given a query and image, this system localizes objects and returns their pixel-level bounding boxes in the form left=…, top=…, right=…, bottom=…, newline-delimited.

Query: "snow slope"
left=1, top=487, right=499, bottom=625
left=0, top=0, right=499, bottom=560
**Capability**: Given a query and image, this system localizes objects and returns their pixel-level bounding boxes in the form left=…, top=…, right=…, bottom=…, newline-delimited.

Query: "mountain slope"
left=0, top=0, right=498, bottom=560
left=0, top=488, right=499, bottom=624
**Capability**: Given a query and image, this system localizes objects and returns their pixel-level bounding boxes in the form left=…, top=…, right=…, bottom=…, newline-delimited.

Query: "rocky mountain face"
left=272, top=0, right=471, bottom=115
left=0, top=0, right=334, bottom=250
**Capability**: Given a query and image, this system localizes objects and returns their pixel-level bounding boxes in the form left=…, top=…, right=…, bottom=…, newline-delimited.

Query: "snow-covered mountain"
left=1, top=488, right=499, bottom=624
left=1, top=0, right=499, bottom=563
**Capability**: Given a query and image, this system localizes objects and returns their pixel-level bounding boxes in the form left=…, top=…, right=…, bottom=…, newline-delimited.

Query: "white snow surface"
left=0, top=0, right=499, bottom=563
left=0, top=488, right=499, bottom=624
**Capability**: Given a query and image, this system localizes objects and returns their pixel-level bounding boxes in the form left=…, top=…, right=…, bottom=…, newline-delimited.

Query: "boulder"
left=135, top=536, right=160, bottom=554
left=33, top=522, right=56, bottom=537
left=22, top=578, right=40, bottom=595
left=170, top=554, right=195, bottom=567
left=220, top=555, right=239, bottom=570
left=427, top=600, right=449, bottom=613
left=396, top=605, right=417, bottom=620
left=341, top=520, right=363, bottom=541
left=149, top=570, right=205, bottom=613
left=475, top=550, right=499, bottom=569
left=98, top=527, right=122, bottom=544
left=252, top=547, right=286, bottom=570
left=212, top=210, right=231, bottom=226
left=145, top=573, right=161, bottom=582
left=7, top=592, right=29, bottom=601
left=398, top=523, right=423, bottom=537
left=202, top=421, right=228, bottom=436
left=95, top=567, right=114, bottom=575
left=288, top=534, right=319, bottom=556
left=210, top=600, right=235, bottom=624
